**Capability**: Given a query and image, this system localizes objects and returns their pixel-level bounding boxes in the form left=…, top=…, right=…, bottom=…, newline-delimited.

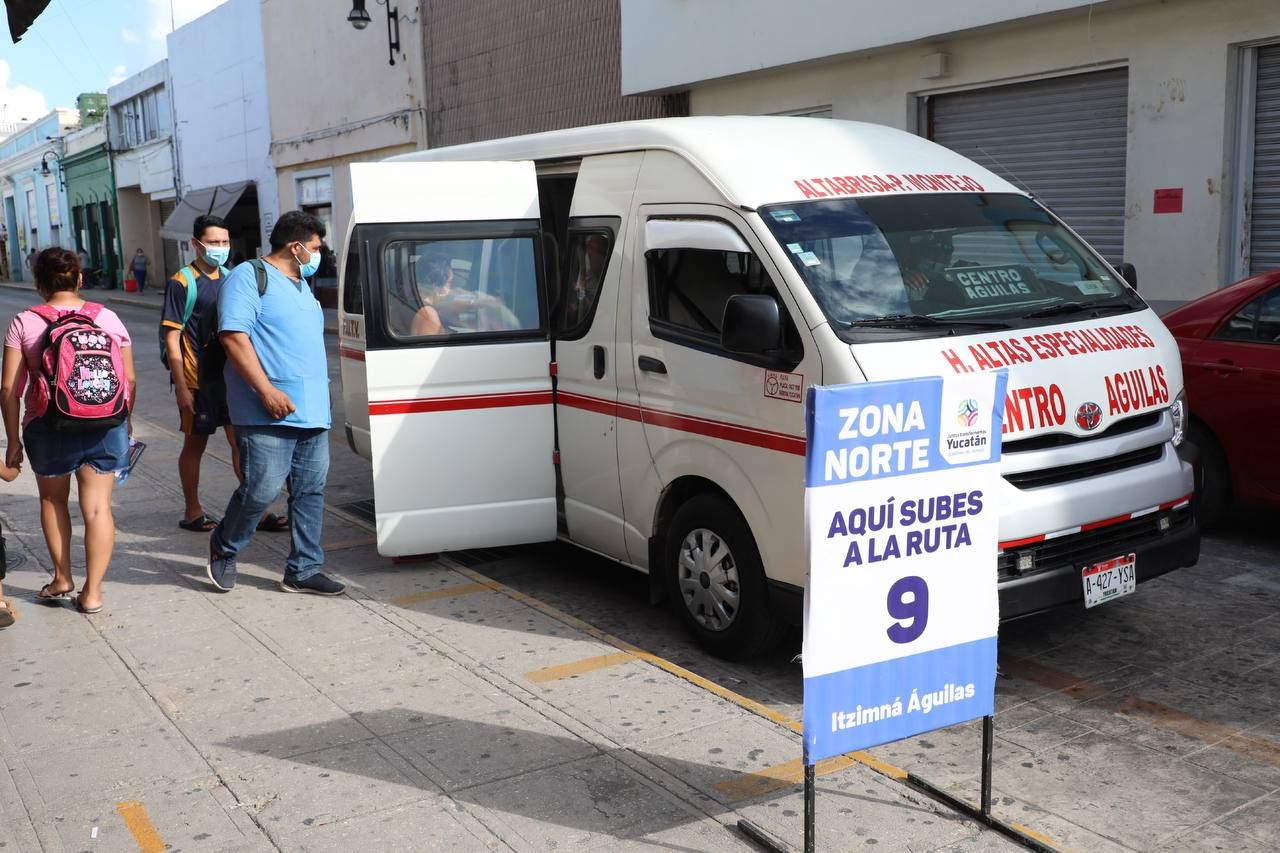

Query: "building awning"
left=158, top=181, right=250, bottom=241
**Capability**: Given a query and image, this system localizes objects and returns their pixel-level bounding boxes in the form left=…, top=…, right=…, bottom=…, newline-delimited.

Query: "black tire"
left=663, top=494, right=783, bottom=661
left=1190, top=422, right=1229, bottom=528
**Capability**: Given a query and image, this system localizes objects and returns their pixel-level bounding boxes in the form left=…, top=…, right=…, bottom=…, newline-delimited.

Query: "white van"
left=337, top=117, right=1198, bottom=659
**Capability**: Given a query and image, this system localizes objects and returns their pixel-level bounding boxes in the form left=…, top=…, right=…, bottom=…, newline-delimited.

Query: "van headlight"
left=1170, top=390, right=1187, bottom=447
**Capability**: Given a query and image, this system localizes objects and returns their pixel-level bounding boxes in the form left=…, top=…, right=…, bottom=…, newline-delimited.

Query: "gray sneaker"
left=207, top=547, right=237, bottom=592
left=279, top=573, right=345, bottom=596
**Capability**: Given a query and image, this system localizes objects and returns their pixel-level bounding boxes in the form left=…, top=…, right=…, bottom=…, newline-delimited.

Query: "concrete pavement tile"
left=45, top=783, right=266, bottom=853
left=145, top=655, right=322, bottom=716
left=1181, top=714, right=1280, bottom=790
left=868, top=718, right=1018, bottom=793
left=0, top=682, right=163, bottom=753
left=337, top=563, right=468, bottom=601
left=236, top=599, right=402, bottom=654
left=221, top=739, right=431, bottom=832
left=635, top=716, right=802, bottom=806
left=584, top=818, right=758, bottom=852
left=924, top=831, right=1025, bottom=851
left=113, top=623, right=267, bottom=679
left=994, top=708, right=1095, bottom=755
left=1, top=644, right=119, bottom=702
left=93, top=594, right=230, bottom=642
left=383, top=706, right=599, bottom=792
left=271, top=796, right=503, bottom=852
left=390, top=585, right=596, bottom=654
left=988, top=731, right=1270, bottom=848
left=552, top=668, right=756, bottom=748
left=1172, top=819, right=1280, bottom=852
left=178, top=695, right=372, bottom=769
left=286, top=636, right=445, bottom=691
left=977, top=797, right=1133, bottom=853
left=1216, top=791, right=1280, bottom=847
left=329, top=669, right=507, bottom=737
left=461, top=752, right=706, bottom=849
left=17, top=728, right=211, bottom=808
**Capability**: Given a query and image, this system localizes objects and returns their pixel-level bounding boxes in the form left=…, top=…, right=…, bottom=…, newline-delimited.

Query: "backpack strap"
left=178, top=266, right=199, bottom=324
left=247, top=258, right=270, bottom=297
left=77, top=302, right=104, bottom=321
left=26, top=304, right=60, bottom=324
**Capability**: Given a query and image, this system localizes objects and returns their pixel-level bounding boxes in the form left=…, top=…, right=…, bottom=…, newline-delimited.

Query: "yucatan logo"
left=956, top=398, right=980, bottom=427
left=1075, top=401, right=1103, bottom=431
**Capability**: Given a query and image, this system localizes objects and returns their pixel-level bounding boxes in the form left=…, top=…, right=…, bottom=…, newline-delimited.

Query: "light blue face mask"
left=295, top=244, right=321, bottom=278
left=197, top=240, right=230, bottom=267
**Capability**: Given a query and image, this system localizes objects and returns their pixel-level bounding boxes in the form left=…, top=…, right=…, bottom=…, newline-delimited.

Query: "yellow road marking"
left=715, top=753, right=866, bottom=802
left=526, top=651, right=636, bottom=682
left=115, top=801, right=165, bottom=853
left=390, top=580, right=497, bottom=606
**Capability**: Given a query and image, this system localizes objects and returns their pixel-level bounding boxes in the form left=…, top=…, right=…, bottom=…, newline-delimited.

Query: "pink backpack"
left=27, top=303, right=129, bottom=432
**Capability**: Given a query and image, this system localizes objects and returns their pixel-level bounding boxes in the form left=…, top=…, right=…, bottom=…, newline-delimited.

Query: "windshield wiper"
left=846, top=314, right=1010, bottom=330
left=1020, top=298, right=1136, bottom=320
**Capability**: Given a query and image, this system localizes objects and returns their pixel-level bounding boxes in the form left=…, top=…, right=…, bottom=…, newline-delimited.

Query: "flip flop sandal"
left=73, top=595, right=102, bottom=614
left=178, top=514, right=219, bottom=532
left=36, top=583, right=73, bottom=604
left=256, top=513, right=290, bottom=533
left=0, top=599, right=16, bottom=628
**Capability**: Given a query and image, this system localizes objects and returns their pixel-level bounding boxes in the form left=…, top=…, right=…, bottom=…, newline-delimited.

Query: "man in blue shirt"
left=206, top=211, right=344, bottom=596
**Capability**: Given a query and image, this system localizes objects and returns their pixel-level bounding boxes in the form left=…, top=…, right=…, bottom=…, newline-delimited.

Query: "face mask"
left=294, top=244, right=320, bottom=278
left=198, top=241, right=230, bottom=267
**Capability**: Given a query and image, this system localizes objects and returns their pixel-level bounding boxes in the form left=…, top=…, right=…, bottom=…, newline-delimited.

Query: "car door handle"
left=1196, top=360, right=1242, bottom=374
left=592, top=345, right=606, bottom=380
left=638, top=356, right=667, bottom=375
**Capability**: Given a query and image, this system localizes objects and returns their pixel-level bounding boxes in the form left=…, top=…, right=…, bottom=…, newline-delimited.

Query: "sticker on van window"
left=948, top=265, right=1042, bottom=304
left=787, top=243, right=804, bottom=253
left=764, top=369, right=804, bottom=403
left=771, top=209, right=801, bottom=223
left=1073, top=280, right=1111, bottom=296
left=797, top=251, right=822, bottom=267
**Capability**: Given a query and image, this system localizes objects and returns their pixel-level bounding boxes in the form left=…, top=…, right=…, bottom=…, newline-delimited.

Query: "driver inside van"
left=897, top=232, right=965, bottom=309
left=410, top=251, right=513, bottom=335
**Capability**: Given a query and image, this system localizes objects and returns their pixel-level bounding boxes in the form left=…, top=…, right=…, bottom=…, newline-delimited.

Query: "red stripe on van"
left=557, top=391, right=806, bottom=456
left=339, top=346, right=366, bottom=362
left=999, top=491, right=1194, bottom=550
left=369, top=390, right=552, bottom=416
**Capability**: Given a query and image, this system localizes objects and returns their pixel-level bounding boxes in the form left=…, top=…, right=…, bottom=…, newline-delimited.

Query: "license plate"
left=1082, top=553, right=1136, bottom=608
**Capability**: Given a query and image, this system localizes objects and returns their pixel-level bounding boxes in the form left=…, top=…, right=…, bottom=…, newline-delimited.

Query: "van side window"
left=647, top=246, right=802, bottom=362
left=342, top=230, right=362, bottom=315
left=557, top=231, right=612, bottom=336
left=382, top=236, right=541, bottom=339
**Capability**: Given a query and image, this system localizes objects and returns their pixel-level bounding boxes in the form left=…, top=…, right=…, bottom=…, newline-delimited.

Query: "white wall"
left=620, top=0, right=1128, bottom=95
left=167, top=0, right=277, bottom=250
left=655, top=0, right=1278, bottom=303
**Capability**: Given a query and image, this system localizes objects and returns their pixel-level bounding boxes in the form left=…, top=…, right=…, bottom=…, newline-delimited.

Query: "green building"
left=61, top=117, right=120, bottom=286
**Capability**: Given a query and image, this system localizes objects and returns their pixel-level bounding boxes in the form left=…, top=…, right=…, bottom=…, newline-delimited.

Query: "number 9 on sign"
left=886, top=576, right=928, bottom=643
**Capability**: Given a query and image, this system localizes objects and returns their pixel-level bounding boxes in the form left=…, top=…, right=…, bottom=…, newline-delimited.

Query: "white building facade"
left=165, top=0, right=277, bottom=263
left=0, top=110, right=80, bottom=280
left=620, top=0, right=1280, bottom=305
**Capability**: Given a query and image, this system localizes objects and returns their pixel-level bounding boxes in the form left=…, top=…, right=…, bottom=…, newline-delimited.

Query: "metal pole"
left=804, top=762, right=816, bottom=853
left=981, top=714, right=994, bottom=817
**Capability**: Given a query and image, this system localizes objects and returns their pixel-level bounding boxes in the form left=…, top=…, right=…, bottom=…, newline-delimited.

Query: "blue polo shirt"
left=217, top=260, right=330, bottom=429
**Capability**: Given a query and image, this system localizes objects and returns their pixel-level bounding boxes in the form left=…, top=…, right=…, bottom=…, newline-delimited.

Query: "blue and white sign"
left=802, top=371, right=1007, bottom=764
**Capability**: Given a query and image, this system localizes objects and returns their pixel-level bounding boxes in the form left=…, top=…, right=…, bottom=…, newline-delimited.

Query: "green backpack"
left=158, top=264, right=228, bottom=369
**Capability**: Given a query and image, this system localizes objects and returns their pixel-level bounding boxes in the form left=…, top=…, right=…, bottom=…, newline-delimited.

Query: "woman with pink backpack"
left=0, top=248, right=136, bottom=615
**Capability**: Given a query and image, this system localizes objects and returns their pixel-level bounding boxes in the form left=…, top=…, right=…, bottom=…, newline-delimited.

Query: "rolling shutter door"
left=1250, top=45, right=1280, bottom=274
left=928, top=68, right=1129, bottom=265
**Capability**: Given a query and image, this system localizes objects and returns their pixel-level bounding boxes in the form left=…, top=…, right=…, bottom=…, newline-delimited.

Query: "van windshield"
left=759, top=194, right=1144, bottom=338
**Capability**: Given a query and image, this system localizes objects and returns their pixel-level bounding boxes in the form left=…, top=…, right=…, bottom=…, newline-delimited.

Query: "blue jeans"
left=211, top=425, right=329, bottom=581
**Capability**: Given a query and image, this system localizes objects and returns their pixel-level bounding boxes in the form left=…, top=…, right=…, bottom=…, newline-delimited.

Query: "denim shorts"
left=23, top=420, right=130, bottom=478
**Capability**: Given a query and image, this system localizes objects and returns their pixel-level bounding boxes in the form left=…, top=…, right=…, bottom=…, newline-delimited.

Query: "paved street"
left=0, top=284, right=1277, bottom=851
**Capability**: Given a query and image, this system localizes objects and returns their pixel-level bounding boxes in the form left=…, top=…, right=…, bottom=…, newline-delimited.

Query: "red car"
left=1162, top=271, right=1280, bottom=523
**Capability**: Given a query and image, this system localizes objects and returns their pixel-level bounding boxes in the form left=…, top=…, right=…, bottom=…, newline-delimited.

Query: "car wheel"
left=664, top=494, right=782, bottom=661
left=1190, top=423, right=1229, bottom=528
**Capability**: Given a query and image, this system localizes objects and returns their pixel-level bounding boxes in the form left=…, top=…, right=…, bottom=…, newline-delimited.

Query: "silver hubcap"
left=676, top=527, right=740, bottom=632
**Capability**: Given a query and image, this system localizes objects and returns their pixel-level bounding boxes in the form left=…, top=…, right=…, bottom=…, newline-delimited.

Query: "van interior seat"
left=664, top=249, right=743, bottom=333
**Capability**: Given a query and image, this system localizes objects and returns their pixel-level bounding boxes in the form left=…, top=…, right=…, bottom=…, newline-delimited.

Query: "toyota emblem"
left=1075, top=402, right=1103, bottom=431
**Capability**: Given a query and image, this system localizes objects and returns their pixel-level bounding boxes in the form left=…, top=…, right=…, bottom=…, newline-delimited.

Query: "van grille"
left=1003, top=445, right=1164, bottom=489
left=997, top=503, right=1193, bottom=581
left=1002, top=412, right=1160, bottom=453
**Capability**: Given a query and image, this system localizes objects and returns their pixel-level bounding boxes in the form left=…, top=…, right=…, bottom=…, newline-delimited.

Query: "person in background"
left=162, top=214, right=289, bottom=534
left=0, top=248, right=136, bottom=614
left=25, top=248, right=37, bottom=280
left=206, top=211, right=343, bottom=596
left=0, top=455, right=21, bottom=628
left=131, top=248, right=150, bottom=293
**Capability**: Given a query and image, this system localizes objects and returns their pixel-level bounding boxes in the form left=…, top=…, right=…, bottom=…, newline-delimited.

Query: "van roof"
left=390, top=116, right=1023, bottom=209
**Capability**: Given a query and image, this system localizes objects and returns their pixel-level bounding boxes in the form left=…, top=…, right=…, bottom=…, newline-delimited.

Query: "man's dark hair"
left=193, top=213, right=229, bottom=240
left=269, top=210, right=326, bottom=251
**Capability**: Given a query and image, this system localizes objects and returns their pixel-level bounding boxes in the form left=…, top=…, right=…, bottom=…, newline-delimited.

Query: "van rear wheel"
left=664, top=494, right=782, bottom=660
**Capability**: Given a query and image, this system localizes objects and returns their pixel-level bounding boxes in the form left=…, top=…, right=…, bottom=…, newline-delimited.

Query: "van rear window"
left=760, top=194, right=1143, bottom=336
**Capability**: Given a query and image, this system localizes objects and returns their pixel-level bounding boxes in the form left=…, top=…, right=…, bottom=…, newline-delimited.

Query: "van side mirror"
left=723, top=294, right=783, bottom=355
left=1118, top=262, right=1138, bottom=290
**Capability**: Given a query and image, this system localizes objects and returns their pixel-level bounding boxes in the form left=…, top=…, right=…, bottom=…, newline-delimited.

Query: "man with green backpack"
left=161, top=214, right=288, bottom=534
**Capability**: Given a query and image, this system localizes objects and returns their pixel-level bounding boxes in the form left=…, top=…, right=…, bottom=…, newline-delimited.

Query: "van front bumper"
left=997, top=497, right=1199, bottom=621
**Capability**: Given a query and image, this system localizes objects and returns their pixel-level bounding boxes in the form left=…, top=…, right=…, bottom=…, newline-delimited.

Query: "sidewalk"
left=0, top=281, right=1020, bottom=852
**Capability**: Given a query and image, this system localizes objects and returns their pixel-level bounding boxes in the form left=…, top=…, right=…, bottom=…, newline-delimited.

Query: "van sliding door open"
left=349, top=161, right=555, bottom=556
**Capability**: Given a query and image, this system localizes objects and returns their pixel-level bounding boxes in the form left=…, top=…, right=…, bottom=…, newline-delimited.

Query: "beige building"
left=262, top=0, right=429, bottom=304
left=621, top=0, right=1280, bottom=307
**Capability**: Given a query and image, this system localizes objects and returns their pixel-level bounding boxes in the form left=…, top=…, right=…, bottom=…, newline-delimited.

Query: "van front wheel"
left=664, top=495, right=781, bottom=660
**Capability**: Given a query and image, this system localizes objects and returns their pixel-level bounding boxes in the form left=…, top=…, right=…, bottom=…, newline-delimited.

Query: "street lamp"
left=40, top=151, right=65, bottom=189
left=346, top=0, right=416, bottom=67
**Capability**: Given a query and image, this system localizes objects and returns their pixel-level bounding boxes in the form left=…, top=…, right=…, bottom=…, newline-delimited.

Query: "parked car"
left=1162, top=270, right=1280, bottom=523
